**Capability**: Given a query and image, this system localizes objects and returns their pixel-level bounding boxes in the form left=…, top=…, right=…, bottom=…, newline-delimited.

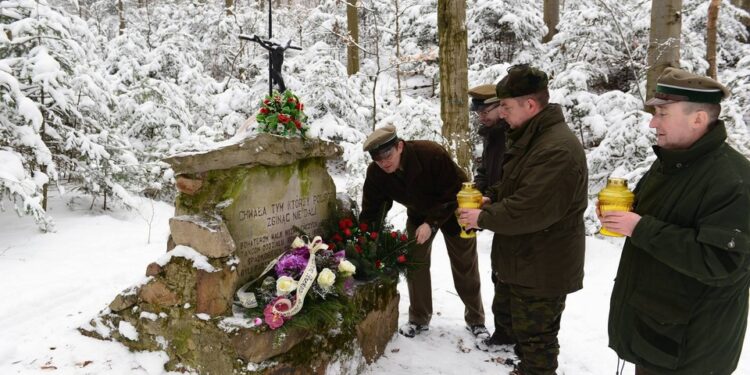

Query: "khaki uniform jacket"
left=478, top=104, right=588, bottom=297
left=608, top=122, right=750, bottom=375
left=360, top=140, right=467, bottom=236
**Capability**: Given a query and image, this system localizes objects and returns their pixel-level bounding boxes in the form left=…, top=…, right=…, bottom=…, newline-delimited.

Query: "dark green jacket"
left=478, top=104, right=588, bottom=296
left=360, top=140, right=467, bottom=236
left=608, top=122, right=750, bottom=375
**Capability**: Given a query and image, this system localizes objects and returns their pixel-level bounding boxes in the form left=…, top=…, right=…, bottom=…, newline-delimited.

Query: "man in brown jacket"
left=359, top=124, right=488, bottom=339
left=459, top=65, right=588, bottom=375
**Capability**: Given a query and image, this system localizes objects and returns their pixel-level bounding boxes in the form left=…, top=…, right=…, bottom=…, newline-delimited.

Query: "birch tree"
left=646, top=0, right=682, bottom=107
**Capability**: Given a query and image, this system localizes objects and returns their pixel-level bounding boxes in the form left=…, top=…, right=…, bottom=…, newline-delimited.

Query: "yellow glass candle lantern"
left=598, top=177, right=635, bottom=237
left=456, top=182, right=483, bottom=238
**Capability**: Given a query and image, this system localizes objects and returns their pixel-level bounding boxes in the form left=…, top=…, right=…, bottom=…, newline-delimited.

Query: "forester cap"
left=493, top=64, right=549, bottom=101
left=363, top=124, right=398, bottom=157
left=468, top=84, right=497, bottom=111
left=645, top=67, right=730, bottom=106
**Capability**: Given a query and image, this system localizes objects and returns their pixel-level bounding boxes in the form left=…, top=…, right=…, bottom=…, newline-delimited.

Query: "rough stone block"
left=175, top=176, right=204, bottom=195
left=146, top=262, right=163, bottom=277
left=195, top=267, right=238, bottom=316
left=169, top=215, right=236, bottom=258
left=140, top=280, right=179, bottom=307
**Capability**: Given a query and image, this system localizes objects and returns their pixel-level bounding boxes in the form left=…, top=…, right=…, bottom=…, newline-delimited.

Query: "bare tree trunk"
left=394, top=0, right=403, bottom=103
left=39, top=87, right=48, bottom=211
left=543, top=0, right=560, bottom=43
left=438, top=0, right=471, bottom=173
left=226, top=0, right=234, bottom=15
left=707, top=0, right=721, bottom=79
left=117, top=0, right=125, bottom=35
left=371, top=29, right=381, bottom=130
left=346, top=0, right=360, bottom=75
left=646, top=0, right=682, bottom=109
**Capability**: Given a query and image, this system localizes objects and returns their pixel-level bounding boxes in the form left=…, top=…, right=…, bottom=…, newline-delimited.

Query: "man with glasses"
left=459, top=65, right=588, bottom=375
left=468, top=84, right=508, bottom=195
left=469, top=84, right=511, bottom=353
left=359, top=124, right=488, bottom=341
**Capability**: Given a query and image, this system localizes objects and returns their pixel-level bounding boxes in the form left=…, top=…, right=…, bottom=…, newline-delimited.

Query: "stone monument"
left=80, top=133, right=399, bottom=374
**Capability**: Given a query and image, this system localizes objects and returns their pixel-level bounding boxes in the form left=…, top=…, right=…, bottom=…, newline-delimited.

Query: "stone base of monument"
left=79, top=134, right=400, bottom=374
left=80, top=262, right=398, bottom=374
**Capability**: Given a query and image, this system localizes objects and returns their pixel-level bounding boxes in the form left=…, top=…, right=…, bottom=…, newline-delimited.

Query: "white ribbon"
left=234, top=250, right=287, bottom=308
left=272, top=236, right=328, bottom=317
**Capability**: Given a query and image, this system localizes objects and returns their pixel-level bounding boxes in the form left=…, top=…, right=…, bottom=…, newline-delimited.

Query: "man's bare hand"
left=415, top=223, right=432, bottom=244
left=599, top=211, right=641, bottom=237
left=457, top=208, right=482, bottom=230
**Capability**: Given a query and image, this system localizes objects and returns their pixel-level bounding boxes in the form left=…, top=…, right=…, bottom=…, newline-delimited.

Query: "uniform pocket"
left=627, top=290, right=690, bottom=370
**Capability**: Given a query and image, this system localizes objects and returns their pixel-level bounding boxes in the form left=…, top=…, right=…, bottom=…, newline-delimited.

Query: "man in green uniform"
left=601, top=68, right=750, bottom=375
left=459, top=64, right=588, bottom=375
left=359, top=124, right=488, bottom=340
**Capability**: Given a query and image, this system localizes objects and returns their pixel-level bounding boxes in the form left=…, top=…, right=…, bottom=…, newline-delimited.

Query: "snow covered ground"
left=1, top=188, right=748, bottom=375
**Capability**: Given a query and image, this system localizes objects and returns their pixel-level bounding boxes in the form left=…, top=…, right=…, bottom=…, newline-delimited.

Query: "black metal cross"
left=239, top=2, right=301, bottom=96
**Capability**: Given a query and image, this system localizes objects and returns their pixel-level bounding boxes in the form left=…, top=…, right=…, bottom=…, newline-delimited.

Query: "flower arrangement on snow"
left=238, top=236, right=356, bottom=330
left=324, top=213, right=416, bottom=281
left=255, top=89, right=309, bottom=138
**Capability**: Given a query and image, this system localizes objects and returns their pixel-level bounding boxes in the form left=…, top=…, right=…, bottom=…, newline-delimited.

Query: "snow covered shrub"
left=544, top=0, right=649, bottom=95
left=468, top=0, right=545, bottom=69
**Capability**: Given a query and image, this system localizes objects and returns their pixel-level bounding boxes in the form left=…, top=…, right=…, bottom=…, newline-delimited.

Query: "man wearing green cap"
left=458, top=64, right=588, bottom=375
left=359, top=123, right=488, bottom=341
left=600, top=68, right=750, bottom=375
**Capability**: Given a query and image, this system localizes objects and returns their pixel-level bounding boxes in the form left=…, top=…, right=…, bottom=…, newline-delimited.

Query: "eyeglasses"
left=478, top=104, right=499, bottom=116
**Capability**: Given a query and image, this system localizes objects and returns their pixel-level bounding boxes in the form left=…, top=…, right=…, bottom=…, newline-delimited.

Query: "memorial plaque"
left=222, top=158, right=336, bottom=285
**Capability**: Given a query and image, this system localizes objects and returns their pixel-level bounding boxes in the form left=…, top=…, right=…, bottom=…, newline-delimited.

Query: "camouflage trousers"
left=492, top=278, right=566, bottom=375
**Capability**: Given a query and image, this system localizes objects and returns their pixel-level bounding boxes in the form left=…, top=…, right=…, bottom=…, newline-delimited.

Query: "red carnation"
left=278, top=114, right=291, bottom=123
left=397, top=255, right=407, bottom=263
left=358, top=236, right=366, bottom=244
left=296, top=102, right=303, bottom=110
left=328, top=243, right=336, bottom=250
left=370, top=232, right=378, bottom=240
left=400, top=234, right=408, bottom=242
left=375, top=260, right=383, bottom=269
left=288, top=97, right=296, bottom=103
left=294, top=120, right=302, bottom=129
left=390, top=231, right=398, bottom=239
left=359, top=223, right=368, bottom=232
left=344, top=228, right=352, bottom=237
left=332, top=233, right=343, bottom=242
left=355, top=244, right=363, bottom=254
left=339, top=219, right=348, bottom=230
left=260, top=107, right=269, bottom=114
left=263, top=99, right=270, bottom=105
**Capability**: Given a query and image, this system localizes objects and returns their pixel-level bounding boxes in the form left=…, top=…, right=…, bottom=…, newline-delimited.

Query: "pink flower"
left=264, top=297, right=292, bottom=330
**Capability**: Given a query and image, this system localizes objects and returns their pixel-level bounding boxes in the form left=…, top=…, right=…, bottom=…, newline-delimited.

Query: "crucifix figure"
left=240, top=34, right=301, bottom=95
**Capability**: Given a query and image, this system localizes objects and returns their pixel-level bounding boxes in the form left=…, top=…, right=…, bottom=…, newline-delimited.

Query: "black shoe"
left=475, top=331, right=515, bottom=352
left=399, top=321, right=429, bottom=338
left=466, top=324, right=490, bottom=339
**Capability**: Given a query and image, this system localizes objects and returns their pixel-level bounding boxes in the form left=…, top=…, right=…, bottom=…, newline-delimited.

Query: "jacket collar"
left=506, top=104, right=565, bottom=156
left=653, top=120, right=727, bottom=173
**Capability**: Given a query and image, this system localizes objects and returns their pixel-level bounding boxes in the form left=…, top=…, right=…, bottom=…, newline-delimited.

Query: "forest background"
left=2, top=0, right=750, bottom=239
